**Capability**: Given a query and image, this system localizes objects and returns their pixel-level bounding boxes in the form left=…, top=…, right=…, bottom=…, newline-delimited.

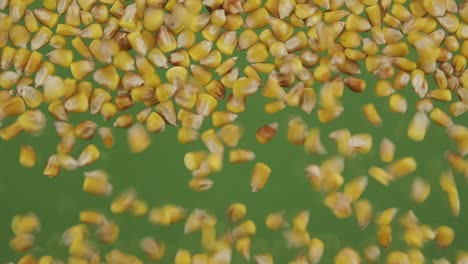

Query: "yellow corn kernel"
left=136, top=108, right=152, bottom=124
left=111, top=51, right=135, bottom=71
left=16, top=110, right=45, bottom=134
left=33, top=8, right=59, bottom=28
left=64, top=0, right=80, bottom=26
left=238, top=29, right=258, bottom=51
left=232, top=220, right=256, bottom=238
left=0, top=98, right=26, bottom=124
left=385, top=251, right=410, bottom=264
left=78, top=22, right=102, bottom=39
left=409, top=177, right=431, bottom=204
left=388, top=93, right=407, bottom=114
left=361, top=103, right=382, bottom=126
left=250, top=162, right=271, bottom=192
left=126, top=124, right=150, bottom=153
left=377, top=224, right=392, bottom=249
left=89, top=3, right=108, bottom=23
left=289, top=211, right=308, bottom=234
left=106, top=249, right=142, bottom=264
left=125, top=31, right=147, bottom=56
left=174, top=248, right=191, bottom=264
left=155, top=26, right=176, bottom=52
left=95, top=128, right=113, bottom=150
left=188, top=178, right=213, bottom=192
left=80, top=211, right=106, bottom=225
left=284, top=229, right=311, bottom=248
left=440, top=170, right=460, bottom=216
left=255, top=122, right=279, bottom=144
left=265, top=212, right=287, bottom=231
left=368, top=166, right=392, bottom=186
left=334, top=248, right=361, bottom=264
left=155, top=101, right=177, bottom=127
left=177, top=109, right=203, bottom=130
left=374, top=80, right=394, bottom=98
left=360, top=38, right=379, bottom=56
left=69, top=60, right=95, bottom=81
left=9, top=25, right=30, bottom=49
left=18, top=144, right=36, bottom=168
left=263, top=100, right=285, bottom=114
left=130, top=199, right=148, bottom=217
left=407, top=111, right=430, bottom=141
left=93, top=65, right=119, bottom=90
left=11, top=213, right=41, bottom=235
left=131, top=86, right=155, bottom=103
left=353, top=199, right=372, bottom=230
left=0, top=13, right=13, bottom=32
left=232, top=78, right=259, bottom=98
left=453, top=55, right=467, bottom=76
left=98, top=102, right=117, bottom=120
left=227, top=203, right=247, bottom=222
left=200, top=50, right=222, bottom=69
left=245, top=42, right=269, bottom=63
left=268, top=17, right=293, bottom=42
left=342, top=176, right=367, bottom=203
left=391, top=71, right=409, bottom=91
left=201, top=81, right=223, bottom=101
left=55, top=24, right=80, bottom=38
left=190, top=64, right=212, bottom=85
left=10, top=234, right=34, bottom=252
left=346, top=14, right=371, bottom=32
left=73, top=121, right=96, bottom=141
left=77, top=144, right=100, bottom=167
left=228, top=148, right=255, bottom=164
left=43, top=155, right=61, bottom=178
left=194, top=92, right=217, bottom=117
left=140, top=237, right=165, bottom=261
left=376, top=138, right=396, bottom=166
left=435, top=226, right=454, bottom=248
left=110, top=190, right=136, bottom=214
left=302, top=128, right=326, bottom=155
left=141, top=7, right=163, bottom=31
left=0, top=71, right=21, bottom=92
left=97, top=222, right=119, bottom=244
left=427, top=89, right=452, bottom=102
left=176, top=126, right=198, bottom=144
left=218, top=123, right=241, bottom=147
left=153, top=83, right=174, bottom=103
left=89, top=88, right=111, bottom=115
left=175, top=29, right=195, bottom=49
left=22, top=52, right=42, bottom=77
left=387, top=157, right=417, bottom=179
left=19, top=254, right=37, bottom=264
left=167, top=53, right=190, bottom=70
left=63, top=93, right=88, bottom=114
left=67, top=39, right=89, bottom=59
left=286, top=117, right=306, bottom=145
left=430, top=107, right=453, bottom=127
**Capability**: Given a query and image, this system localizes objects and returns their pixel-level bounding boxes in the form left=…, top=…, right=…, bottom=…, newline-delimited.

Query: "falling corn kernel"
left=227, top=203, right=247, bottom=222
left=410, top=177, right=430, bottom=204
left=19, top=145, right=36, bottom=168
left=251, top=162, right=271, bottom=192
left=265, top=212, right=287, bottom=231
left=256, top=123, right=279, bottom=144
left=435, top=226, right=455, bottom=248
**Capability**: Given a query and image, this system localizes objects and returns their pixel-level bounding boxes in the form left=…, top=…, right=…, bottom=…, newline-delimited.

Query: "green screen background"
left=1, top=1, right=468, bottom=262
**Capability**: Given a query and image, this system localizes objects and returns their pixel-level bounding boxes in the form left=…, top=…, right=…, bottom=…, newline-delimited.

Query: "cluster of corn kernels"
left=7, top=201, right=467, bottom=263
left=1, top=0, right=468, bottom=261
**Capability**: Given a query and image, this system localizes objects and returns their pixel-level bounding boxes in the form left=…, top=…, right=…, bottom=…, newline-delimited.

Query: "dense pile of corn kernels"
left=1, top=0, right=468, bottom=262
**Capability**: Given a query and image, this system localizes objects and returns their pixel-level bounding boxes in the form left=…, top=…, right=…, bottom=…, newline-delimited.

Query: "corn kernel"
left=251, top=162, right=271, bottom=192
left=435, top=226, right=455, bottom=248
